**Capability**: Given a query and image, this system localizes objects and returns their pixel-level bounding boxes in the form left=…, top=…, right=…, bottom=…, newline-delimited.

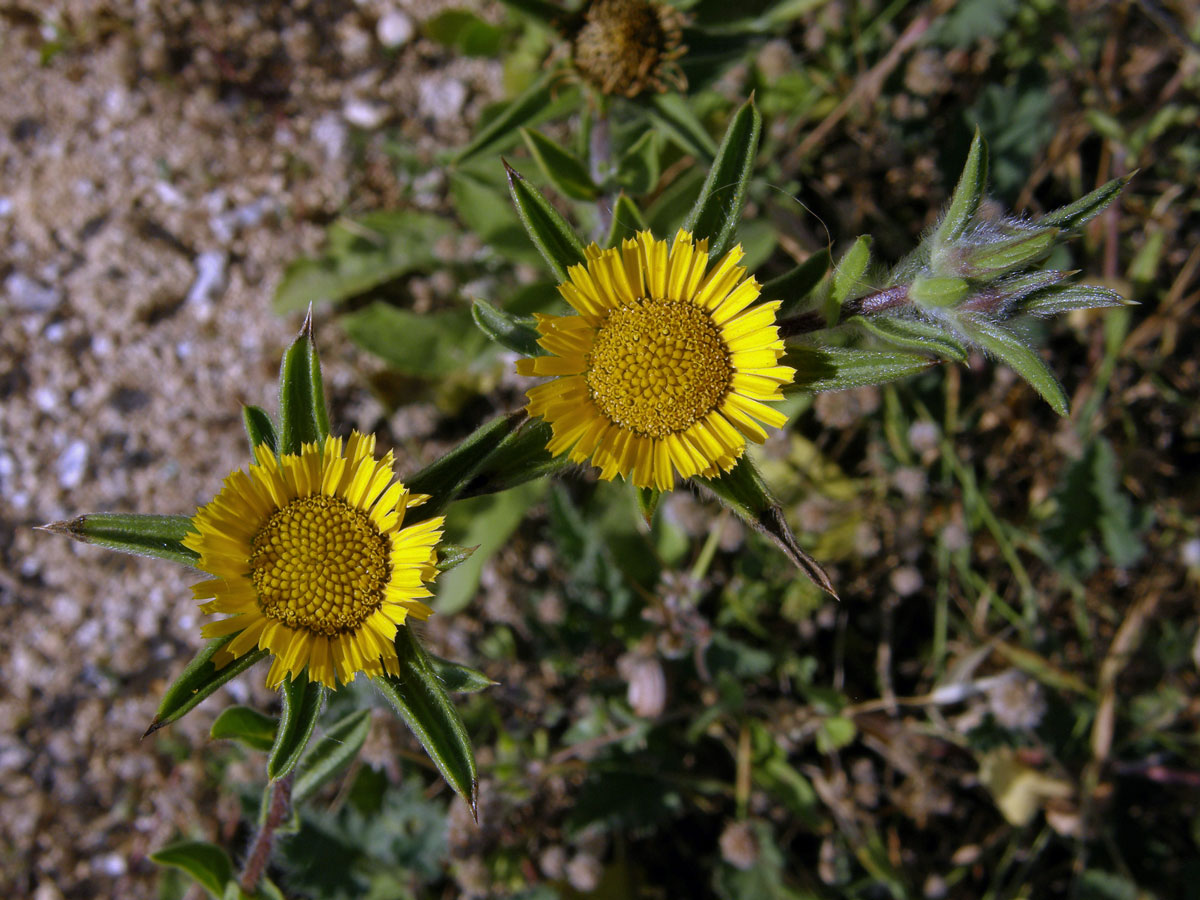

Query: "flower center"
left=585, top=297, right=732, bottom=438
left=249, top=495, right=390, bottom=637
left=573, top=0, right=671, bottom=97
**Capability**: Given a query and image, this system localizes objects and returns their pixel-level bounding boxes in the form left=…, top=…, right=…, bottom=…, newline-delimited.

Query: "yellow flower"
left=184, top=432, right=443, bottom=689
left=570, top=0, right=686, bottom=98
left=516, top=229, right=794, bottom=490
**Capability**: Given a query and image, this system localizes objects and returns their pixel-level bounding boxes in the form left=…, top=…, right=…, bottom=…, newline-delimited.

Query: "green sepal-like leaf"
left=498, top=0, right=565, bottom=29
left=147, top=637, right=270, bottom=736
left=784, top=345, right=937, bottom=392
left=696, top=456, right=837, bottom=597
left=637, top=486, right=661, bottom=526
left=38, top=512, right=198, bottom=567
left=852, top=314, right=968, bottom=362
left=765, top=249, right=831, bottom=317
left=910, top=274, right=969, bottom=309
left=278, top=313, right=331, bottom=454
left=150, top=841, right=235, bottom=900
left=933, top=128, right=988, bottom=249
left=472, top=298, right=543, bottom=357
left=605, top=192, right=649, bottom=248
left=267, top=676, right=326, bottom=781
left=964, top=227, right=1058, bottom=276
left=683, top=96, right=761, bottom=261
left=242, top=406, right=278, bottom=459
left=292, top=709, right=373, bottom=804
left=210, top=706, right=278, bottom=753
left=375, top=627, right=479, bottom=815
left=615, top=130, right=660, bottom=196
left=405, top=412, right=527, bottom=518
left=648, top=92, right=718, bottom=160
left=831, top=236, right=872, bottom=309
left=958, top=316, right=1069, bottom=415
left=430, top=655, right=497, bottom=693
left=522, top=127, right=600, bottom=201
left=454, top=73, right=556, bottom=166
left=505, top=160, right=587, bottom=281
left=1039, top=175, right=1131, bottom=229
left=456, top=417, right=569, bottom=500
left=435, top=543, right=479, bottom=573
left=1019, top=284, right=1131, bottom=317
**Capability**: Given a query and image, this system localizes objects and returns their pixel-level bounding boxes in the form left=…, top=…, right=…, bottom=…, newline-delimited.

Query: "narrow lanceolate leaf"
left=435, top=543, right=479, bottom=574
left=1019, top=284, right=1131, bottom=317
left=958, top=315, right=1069, bottom=415
left=696, top=456, right=837, bottom=598
left=852, top=314, right=969, bottom=362
left=1039, top=175, right=1131, bottom=230
left=683, top=97, right=761, bottom=262
left=504, top=160, right=587, bottom=281
left=150, top=841, right=235, bottom=900
left=405, top=411, right=527, bottom=518
left=522, top=127, right=600, bottom=201
left=933, top=128, right=988, bottom=249
left=455, top=417, right=570, bottom=499
left=278, top=311, right=331, bottom=454
left=605, top=192, right=649, bottom=248
left=38, top=513, right=198, bottom=567
left=429, top=655, right=497, bottom=693
left=964, top=228, right=1059, bottom=276
left=648, top=92, right=718, bottom=160
left=267, top=676, right=326, bottom=781
left=292, top=709, right=373, bottom=804
left=471, top=298, right=543, bottom=357
left=831, top=236, right=872, bottom=307
left=785, top=345, right=937, bottom=392
left=637, top=486, right=661, bottom=526
left=615, top=130, right=660, bottom=196
left=453, top=73, right=556, bottom=166
left=764, top=249, right=832, bottom=317
left=147, top=637, right=270, bottom=736
left=210, top=706, right=278, bottom=753
left=242, top=406, right=279, bottom=459
left=375, top=627, right=478, bottom=814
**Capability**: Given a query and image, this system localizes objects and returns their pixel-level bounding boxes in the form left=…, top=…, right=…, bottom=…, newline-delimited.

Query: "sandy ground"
left=0, top=2, right=502, bottom=896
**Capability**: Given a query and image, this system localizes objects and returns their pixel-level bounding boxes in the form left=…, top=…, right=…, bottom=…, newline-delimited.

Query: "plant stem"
left=239, top=772, right=295, bottom=895
left=590, top=106, right=613, bottom=241
left=778, top=284, right=911, bottom=338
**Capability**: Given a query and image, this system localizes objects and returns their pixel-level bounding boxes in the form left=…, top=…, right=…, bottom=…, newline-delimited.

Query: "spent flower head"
left=568, top=0, right=687, bottom=98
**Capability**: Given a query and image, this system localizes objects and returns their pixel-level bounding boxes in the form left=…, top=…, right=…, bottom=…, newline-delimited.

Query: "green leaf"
left=645, top=166, right=707, bottom=236
left=784, top=344, right=937, bottom=392
left=471, top=298, right=543, bottom=356
left=293, top=709, right=373, bottom=804
left=696, top=456, right=836, bottom=596
left=615, top=130, right=660, bottom=196
left=210, top=706, right=278, bottom=752
left=909, top=274, right=969, bottom=309
left=38, top=512, right=198, bottom=567
left=430, top=655, right=497, bottom=693
left=435, top=543, right=479, bottom=573
left=151, top=841, right=235, bottom=899
left=375, top=628, right=478, bottom=814
left=498, top=0, right=565, bottom=29
left=505, top=160, right=587, bottom=281
left=648, top=92, right=718, bottom=160
left=455, top=417, right=569, bottom=500
left=816, top=715, right=857, bottom=753
left=636, top=486, right=661, bottom=526
left=423, top=10, right=504, bottom=56
left=933, top=127, right=988, bottom=249
left=763, top=249, right=831, bottom=317
left=964, top=227, right=1058, bottom=275
left=521, top=127, right=599, bottom=201
left=242, top=406, right=278, bottom=458
left=958, top=315, right=1068, bottom=415
left=605, top=192, right=649, bottom=248
left=405, top=412, right=527, bottom=518
left=148, top=637, right=270, bottom=735
left=341, top=303, right=489, bottom=377
left=273, top=211, right=452, bottom=313
left=853, top=314, right=969, bottom=362
left=454, top=73, right=559, bottom=166
left=683, top=97, right=761, bottom=261
left=267, top=676, right=326, bottom=781
left=1039, top=175, right=1131, bottom=229
left=277, top=314, right=331, bottom=454
left=831, top=236, right=872, bottom=307
left=1019, top=283, right=1131, bottom=317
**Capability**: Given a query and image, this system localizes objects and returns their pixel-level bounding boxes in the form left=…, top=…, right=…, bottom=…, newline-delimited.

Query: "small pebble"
left=377, top=10, right=414, bottom=48
left=57, top=440, right=89, bottom=489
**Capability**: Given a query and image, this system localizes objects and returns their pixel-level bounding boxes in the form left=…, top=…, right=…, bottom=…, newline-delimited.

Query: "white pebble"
left=5, top=272, right=61, bottom=311
left=1182, top=538, right=1200, bottom=568
left=344, top=98, right=390, bottom=129
left=186, top=251, right=227, bottom=306
left=418, top=78, right=467, bottom=122
left=57, top=440, right=89, bottom=489
left=33, top=386, right=57, bottom=412
left=377, top=10, right=414, bottom=47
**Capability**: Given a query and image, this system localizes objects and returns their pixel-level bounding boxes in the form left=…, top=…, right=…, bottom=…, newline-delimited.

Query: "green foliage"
left=38, top=512, right=198, bottom=567
left=277, top=316, right=331, bottom=453
left=211, top=706, right=278, bottom=753
left=149, top=637, right=270, bottom=735
left=267, top=677, right=326, bottom=781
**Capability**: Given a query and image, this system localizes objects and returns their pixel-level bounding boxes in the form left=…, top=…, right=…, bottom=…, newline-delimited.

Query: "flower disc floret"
left=516, top=230, right=795, bottom=490
left=184, top=432, right=444, bottom=689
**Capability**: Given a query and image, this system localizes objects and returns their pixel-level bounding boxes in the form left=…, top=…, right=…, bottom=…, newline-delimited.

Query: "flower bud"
left=910, top=275, right=969, bottom=309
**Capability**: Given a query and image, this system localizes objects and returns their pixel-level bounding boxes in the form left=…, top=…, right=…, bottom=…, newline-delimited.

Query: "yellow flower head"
left=516, top=229, right=795, bottom=490
left=571, top=0, right=686, bottom=98
left=184, top=432, right=443, bottom=689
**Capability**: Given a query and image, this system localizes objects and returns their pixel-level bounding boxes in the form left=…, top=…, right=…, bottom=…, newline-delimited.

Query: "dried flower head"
left=570, top=0, right=686, bottom=98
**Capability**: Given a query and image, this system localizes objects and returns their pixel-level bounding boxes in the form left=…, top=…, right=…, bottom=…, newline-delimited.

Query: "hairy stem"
left=239, top=772, right=295, bottom=895
left=778, top=284, right=911, bottom=338
left=590, top=108, right=613, bottom=241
